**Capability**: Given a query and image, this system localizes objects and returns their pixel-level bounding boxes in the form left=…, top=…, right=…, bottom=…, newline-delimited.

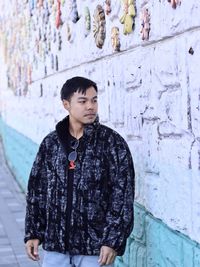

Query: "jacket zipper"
left=65, top=165, right=74, bottom=250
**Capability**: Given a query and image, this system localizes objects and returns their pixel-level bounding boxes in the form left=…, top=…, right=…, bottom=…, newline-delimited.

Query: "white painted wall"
left=0, top=0, right=200, bottom=244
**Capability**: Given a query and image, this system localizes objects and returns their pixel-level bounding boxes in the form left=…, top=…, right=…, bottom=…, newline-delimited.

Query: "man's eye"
left=79, top=101, right=86, bottom=104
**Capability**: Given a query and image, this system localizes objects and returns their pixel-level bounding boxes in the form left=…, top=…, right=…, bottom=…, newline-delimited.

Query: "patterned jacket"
left=24, top=116, right=135, bottom=256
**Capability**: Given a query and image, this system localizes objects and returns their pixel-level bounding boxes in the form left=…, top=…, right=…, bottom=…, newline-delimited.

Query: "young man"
left=24, top=76, right=135, bottom=267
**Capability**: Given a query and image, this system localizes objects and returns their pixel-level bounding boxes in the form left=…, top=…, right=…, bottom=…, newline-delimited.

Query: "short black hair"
left=60, top=76, right=98, bottom=100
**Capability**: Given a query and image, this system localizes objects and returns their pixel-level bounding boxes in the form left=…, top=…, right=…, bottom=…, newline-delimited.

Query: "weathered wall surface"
left=0, top=0, right=200, bottom=266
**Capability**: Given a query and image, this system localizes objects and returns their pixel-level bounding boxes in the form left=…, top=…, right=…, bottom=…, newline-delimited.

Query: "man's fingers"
left=98, top=247, right=105, bottom=265
left=99, top=253, right=108, bottom=266
left=25, top=240, right=40, bottom=261
left=26, top=245, right=36, bottom=260
left=98, top=246, right=117, bottom=266
left=98, top=247, right=108, bottom=265
left=106, top=252, right=116, bottom=265
left=98, top=248, right=103, bottom=263
left=33, top=242, right=38, bottom=256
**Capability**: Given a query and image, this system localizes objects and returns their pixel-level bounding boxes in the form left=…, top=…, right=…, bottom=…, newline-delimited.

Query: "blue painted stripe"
left=0, top=117, right=39, bottom=191
left=116, top=203, right=200, bottom=267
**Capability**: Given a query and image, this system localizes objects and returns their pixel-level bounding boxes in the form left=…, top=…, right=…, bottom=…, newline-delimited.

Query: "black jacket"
left=24, top=116, right=135, bottom=256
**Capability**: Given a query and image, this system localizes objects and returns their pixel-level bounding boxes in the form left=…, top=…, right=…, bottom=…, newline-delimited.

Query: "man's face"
left=63, top=86, right=98, bottom=125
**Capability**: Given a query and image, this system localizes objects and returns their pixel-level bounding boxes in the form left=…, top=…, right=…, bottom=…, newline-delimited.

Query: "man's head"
left=61, top=76, right=98, bottom=101
left=61, top=76, right=98, bottom=125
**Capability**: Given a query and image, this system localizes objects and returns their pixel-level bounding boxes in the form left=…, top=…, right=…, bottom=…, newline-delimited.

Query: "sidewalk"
left=0, top=141, right=43, bottom=267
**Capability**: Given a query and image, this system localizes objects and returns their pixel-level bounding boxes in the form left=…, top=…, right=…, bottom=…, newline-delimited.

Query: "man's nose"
left=86, top=101, right=94, bottom=109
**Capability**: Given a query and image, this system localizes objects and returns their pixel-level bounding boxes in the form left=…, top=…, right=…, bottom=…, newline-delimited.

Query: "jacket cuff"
left=24, top=234, right=43, bottom=245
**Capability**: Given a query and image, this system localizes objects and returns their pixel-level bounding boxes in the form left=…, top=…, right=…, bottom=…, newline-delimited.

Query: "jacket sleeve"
left=24, top=139, right=47, bottom=244
left=101, top=136, right=135, bottom=255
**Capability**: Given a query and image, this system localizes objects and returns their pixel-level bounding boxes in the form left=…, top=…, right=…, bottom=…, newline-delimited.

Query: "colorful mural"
left=0, top=1, right=136, bottom=95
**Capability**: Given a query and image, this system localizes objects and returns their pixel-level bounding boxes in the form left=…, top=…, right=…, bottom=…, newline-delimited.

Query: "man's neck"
left=68, top=118, right=84, bottom=139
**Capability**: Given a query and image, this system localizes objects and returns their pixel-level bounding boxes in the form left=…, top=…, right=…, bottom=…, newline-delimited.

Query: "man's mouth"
left=84, top=114, right=96, bottom=117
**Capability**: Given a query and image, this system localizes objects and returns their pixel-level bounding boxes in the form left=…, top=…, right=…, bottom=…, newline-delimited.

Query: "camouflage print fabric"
left=24, top=116, right=135, bottom=256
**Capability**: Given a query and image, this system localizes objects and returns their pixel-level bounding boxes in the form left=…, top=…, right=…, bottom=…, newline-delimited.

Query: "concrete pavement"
left=0, top=141, right=43, bottom=267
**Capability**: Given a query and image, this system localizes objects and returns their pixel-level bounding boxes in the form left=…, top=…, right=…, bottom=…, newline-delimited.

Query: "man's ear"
left=62, top=99, right=70, bottom=111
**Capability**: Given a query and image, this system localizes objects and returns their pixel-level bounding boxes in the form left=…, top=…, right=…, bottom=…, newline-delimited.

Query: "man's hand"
left=25, top=239, right=40, bottom=261
left=98, top=245, right=117, bottom=266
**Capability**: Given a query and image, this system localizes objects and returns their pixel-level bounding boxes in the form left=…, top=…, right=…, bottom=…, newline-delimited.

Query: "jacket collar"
left=55, top=115, right=100, bottom=154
